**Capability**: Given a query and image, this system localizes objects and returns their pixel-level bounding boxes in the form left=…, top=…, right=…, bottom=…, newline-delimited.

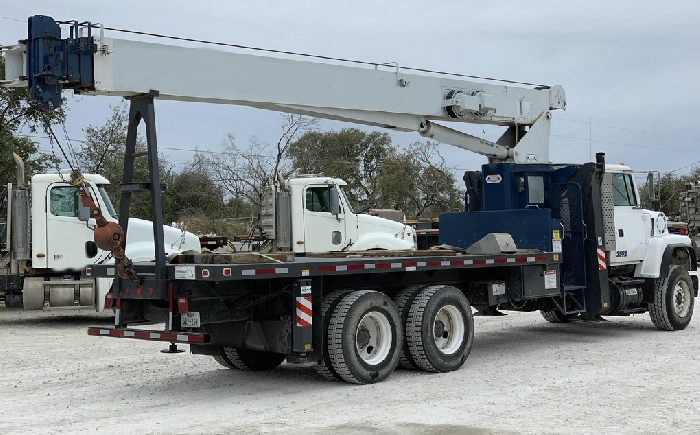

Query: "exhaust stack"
left=12, top=153, right=25, bottom=187
left=10, top=153, right=30, bottom=260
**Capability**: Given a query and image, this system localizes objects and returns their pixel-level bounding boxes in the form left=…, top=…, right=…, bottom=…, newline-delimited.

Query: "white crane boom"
left=1, top=16, right=566, bottom=163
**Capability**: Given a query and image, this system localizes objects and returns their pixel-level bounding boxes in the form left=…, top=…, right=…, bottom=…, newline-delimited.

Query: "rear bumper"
left=87, top=326, right=211, bottom=344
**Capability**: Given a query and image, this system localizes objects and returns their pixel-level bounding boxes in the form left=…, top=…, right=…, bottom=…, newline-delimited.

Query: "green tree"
left=0, top=56, right=64, bottom=187
left=640, top=167, right=700, bottom=219
left=288, top=128, right=391, bottom=207
left=78, top=103, right=173, bottom=221
left=168, top=169, right=226, bottom=220
left=375, top=141, right=463, bottom=218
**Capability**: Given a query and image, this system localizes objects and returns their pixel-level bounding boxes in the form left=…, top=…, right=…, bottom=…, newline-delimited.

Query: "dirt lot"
left=1, top=306, right=699, bottom=435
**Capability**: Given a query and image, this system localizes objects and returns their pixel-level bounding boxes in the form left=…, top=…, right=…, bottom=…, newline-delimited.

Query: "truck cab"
left=285, top=176, right=416, bottom=254
left=605, top=164, right=691, bottom=278
left=1, top=172, right=201, bottom=311
left=30, top=173, right=201, bottom=270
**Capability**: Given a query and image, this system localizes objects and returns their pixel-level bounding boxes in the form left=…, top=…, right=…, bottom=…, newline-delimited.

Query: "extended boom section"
left=2, top=15, right=566, bottom=163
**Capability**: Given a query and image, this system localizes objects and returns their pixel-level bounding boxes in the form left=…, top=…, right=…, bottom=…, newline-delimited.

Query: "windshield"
left=339, top=186, right=355, bottom=214
left=98, top=186, right=118, bottom=218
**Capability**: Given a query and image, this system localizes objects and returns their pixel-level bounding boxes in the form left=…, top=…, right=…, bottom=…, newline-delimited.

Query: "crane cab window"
left=611, top=173, right=638, bottom=206
left=306, top=187, right=331, bottom=213
left=50, top=186, right=79, bottom=217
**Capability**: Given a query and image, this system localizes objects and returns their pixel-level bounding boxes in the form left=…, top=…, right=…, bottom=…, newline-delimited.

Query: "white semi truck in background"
left=0, top=153, right=201, bottom=311
left=259, top=175, right=416, bottom=254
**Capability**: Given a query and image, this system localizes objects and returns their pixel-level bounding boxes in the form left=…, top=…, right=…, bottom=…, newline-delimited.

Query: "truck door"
left=610, top=172, right=649, bottom=264
left=303, top=185, right=346, bottom=252
left=45, top=184, right=102, bottom=271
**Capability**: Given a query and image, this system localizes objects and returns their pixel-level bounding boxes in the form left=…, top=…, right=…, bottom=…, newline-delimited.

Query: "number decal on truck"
left=615, top=251, right=628, bottom=258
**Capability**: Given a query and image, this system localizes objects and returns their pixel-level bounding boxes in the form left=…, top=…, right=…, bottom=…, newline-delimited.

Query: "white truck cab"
left=606, top=164, right=690, bottom=277
left=1, top=172, right=200, bottom=311
left=280, top=176, right=416, bottom=254
left=31, top=173, right=201, bottom=269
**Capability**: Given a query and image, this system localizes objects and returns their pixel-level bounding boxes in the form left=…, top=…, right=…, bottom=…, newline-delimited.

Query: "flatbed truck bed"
left=87, top=249, right=563, bottom=383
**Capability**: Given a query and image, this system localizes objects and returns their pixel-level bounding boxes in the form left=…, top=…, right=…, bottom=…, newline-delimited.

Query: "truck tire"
left=213, top=347, right=237, bottom=369
left=405, top=285, right=473, bottom=373
left=327, top=290, right=402, bottom=384
left=217, top=347, right=286, bottom=371
left=394, top=285, right=432, bottom=370
left=4, top=294, right=23, bottom=309
left=540, top=309, right=577, bottom=323
left=649, top=265, right=695, bottom=331
left=315, top=290, right=352, bottom=381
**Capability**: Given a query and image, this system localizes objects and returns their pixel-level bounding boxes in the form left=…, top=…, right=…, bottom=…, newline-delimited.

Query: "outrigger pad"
left=465, top=233, right=517, bottom=255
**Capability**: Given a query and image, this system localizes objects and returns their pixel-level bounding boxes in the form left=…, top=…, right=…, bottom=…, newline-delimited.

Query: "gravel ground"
left=1, top=305, right=699, bottom=435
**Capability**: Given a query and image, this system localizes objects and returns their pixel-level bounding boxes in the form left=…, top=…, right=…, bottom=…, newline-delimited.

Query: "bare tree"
left=200, top=114, right=318, bottom=210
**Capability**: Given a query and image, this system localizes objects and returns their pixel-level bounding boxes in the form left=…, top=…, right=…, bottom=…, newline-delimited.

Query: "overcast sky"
left=2, top=1, right=699, bottom=179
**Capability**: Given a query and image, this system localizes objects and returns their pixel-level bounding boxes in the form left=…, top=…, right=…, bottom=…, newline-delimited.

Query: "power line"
left=557, top=117, right=700, bottom=142
left=551, top=134, right=700, bottom=155
left=17, top=133, right=272, bottom=158
left=0, top=16, right=24, bottom=23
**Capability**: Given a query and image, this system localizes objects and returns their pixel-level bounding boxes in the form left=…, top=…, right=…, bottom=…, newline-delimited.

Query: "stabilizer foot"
left=161, top=343, right=185, bottom=354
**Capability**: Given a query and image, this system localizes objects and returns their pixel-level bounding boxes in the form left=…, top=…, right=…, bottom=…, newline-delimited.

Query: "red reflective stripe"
left=318, top=265, right=336, bottom=272
left=427, top=261, right=441, bottom=267
left=296, top=301, right=313, bottom=317
left=131, top=331, right=147, bottom=339
left=450, top=260, right=463, bottom=266
left=473, top=259, right=487, bottom=265
left=375, top=263, right=391, bottom=269
left=160, top=333, right=178, bottom=341
left=296, top=316, right=312, bottom=327
left=347, top=263, right=365, bottom=270
left=515, top=257, right=528, bottom=263
left=188, top=334, right=206, bottom=343
left=402, top=262, right=417, bottom=268
left=535, top=256, right=547, bottom=262
left=494, top=258, right=508, bottom=264
left=255, top=268, right=276, bottom=275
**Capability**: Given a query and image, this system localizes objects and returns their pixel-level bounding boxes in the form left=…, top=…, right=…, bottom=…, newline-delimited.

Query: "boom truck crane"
left=2, top=15, right=695, bottom=385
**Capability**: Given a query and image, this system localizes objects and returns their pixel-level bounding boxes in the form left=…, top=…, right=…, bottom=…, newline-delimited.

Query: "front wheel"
left=649, top=265, right=695, bottom=331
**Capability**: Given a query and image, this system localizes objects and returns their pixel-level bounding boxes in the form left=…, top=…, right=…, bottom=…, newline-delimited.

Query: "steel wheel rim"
left=355, top=311, right=392, bottom=365
left=673, top=280, right=692, bottom=318
left=433, top=305, right=465, bottom=355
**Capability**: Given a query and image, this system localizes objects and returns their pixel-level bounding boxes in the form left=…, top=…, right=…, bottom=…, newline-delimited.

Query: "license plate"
left=181, top=311, right=201, bottom=328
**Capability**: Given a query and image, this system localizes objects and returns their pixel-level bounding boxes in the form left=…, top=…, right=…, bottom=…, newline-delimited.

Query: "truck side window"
left=306, top=187, right=331, bottom=213
left=611, top=173, right=637, bottom=206
left=50, top=186, right=79, bottom=217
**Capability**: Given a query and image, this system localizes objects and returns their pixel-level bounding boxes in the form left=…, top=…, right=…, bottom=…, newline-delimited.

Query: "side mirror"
left=78, top=202, right=91, bottom=222
left=329, top=186, right=341, bottom=217
left=647, top=172, right=656, bottom=201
